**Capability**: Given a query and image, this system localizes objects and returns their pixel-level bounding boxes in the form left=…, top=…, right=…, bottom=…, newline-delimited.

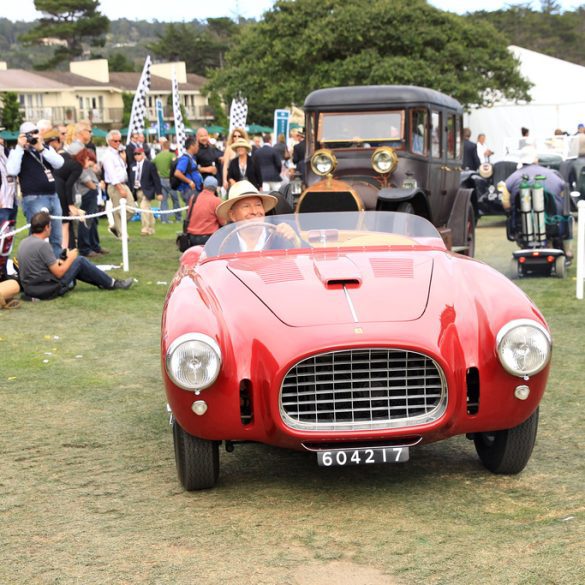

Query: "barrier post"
left=120, top=199, right=129, bottom=272
left=577, top=200, right=585, bottom=300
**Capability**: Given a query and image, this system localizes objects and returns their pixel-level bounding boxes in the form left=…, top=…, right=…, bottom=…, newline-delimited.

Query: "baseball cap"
left=203, top=176, right=219, bottom=190
left=134, top=147, right=144, bottom=154
left=20, top=121, right=38, bottom=134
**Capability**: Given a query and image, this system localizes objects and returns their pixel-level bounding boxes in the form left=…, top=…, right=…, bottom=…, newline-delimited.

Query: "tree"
left=472, top=4, right=585, bottom=67
left=208, top=0, right=532, bottom=123
left=148, top=21, right=239, bottom=76
left=206, top=90, right=229, bottom=128
left=0, top=92, right=23, bottom=131
left=108, top=53, right=136, bottom=72
left=19, top=0, right=109, bottom=69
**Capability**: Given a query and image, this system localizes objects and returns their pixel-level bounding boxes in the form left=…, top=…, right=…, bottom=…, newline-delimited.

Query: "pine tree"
left=0, top=92, right=24, bottom=131
left=19, top=0, right=109, bottom=69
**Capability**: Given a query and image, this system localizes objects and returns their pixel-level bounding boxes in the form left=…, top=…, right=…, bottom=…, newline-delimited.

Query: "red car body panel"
left=162, top=241, right=550, bottom=452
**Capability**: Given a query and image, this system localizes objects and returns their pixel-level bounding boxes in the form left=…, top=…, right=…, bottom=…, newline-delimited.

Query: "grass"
left=0, top=215, right=583, bottom=585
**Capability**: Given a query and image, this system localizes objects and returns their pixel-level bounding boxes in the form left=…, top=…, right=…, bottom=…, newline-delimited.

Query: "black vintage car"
left=297, top=85, right=475, bottom=255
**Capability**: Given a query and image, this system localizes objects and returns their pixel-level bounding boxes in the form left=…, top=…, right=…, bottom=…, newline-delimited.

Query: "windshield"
left=317, top=111, right=404, bottom=149
left=203, top=211, right=444, bottom=259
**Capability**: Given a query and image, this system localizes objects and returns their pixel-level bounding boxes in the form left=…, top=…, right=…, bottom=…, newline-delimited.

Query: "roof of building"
left=0, top=68, right=208, bottom=93
left=109, top=72, right=207, bottom=92
left=35, top=71, right=111, bottom=88
left=0, top=69, right=69, bottom=91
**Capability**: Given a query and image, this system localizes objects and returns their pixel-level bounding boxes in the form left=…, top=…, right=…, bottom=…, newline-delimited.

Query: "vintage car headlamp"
left=371, top=147, right=398, bottom=175
left=496, top=320, right=551, bottom=377
left=311, top=149, right=337, bottom=176
left=166, top=333, right=222, bottom=390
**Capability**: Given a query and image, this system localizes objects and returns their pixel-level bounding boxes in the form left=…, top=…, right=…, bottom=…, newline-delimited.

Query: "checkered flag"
left=127, top=55, right=152, bottom=145
left=229, top=96, right=248, bottom=133
left=172, top=68, right=186, bottom=155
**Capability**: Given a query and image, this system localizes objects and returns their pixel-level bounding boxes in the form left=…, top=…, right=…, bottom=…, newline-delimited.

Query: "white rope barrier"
left=576, top=200, right=585, bottom=300
left=0, top=205, right=188, bottom=237
left=0, top=202, right=189, bottom=273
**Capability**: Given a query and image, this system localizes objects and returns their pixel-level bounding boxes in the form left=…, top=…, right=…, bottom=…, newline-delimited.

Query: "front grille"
left=280, top=348, right=447, bottom=431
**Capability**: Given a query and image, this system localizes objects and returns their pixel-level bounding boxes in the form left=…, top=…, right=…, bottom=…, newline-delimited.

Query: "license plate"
left=317, top=446, right=409, bottom=467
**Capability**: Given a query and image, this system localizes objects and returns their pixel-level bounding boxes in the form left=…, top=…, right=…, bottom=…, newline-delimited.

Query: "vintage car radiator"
left=279, top=348, right=447, bottom=432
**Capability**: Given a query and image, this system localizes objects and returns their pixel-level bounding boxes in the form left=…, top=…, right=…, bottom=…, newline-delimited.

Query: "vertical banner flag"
left=229, top=96, right=248, bottom=134
left=127, top=55, right=152, bottom=145
left=172, top=68, right=186, bottom=155
left=273, top=109, right=290, bottom=144
left=155, top=98, right=165, bottom=140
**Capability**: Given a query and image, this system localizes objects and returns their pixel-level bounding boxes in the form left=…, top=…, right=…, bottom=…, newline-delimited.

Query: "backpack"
left=170, top=154, right=194, bottom=190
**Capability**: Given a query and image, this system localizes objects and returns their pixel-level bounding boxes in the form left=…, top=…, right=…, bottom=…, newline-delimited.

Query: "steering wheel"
left=217, top=221, right=279, bottom=255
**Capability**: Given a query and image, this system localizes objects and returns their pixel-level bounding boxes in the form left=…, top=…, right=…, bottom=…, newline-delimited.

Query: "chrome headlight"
left=166, top=333, right=221, bottom=390
left=496, top=319, right=551, bottom=377
left=371, top=147, right=398, bottom=175
left=311, top=149, right=337, bottom=176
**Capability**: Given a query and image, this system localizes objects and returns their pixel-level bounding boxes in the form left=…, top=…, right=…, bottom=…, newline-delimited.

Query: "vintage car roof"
left=304, top=85, right=463, bottom=113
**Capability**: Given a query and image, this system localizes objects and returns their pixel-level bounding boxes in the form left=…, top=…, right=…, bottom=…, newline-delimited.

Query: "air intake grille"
left=280, top=348, right=447, bottom=431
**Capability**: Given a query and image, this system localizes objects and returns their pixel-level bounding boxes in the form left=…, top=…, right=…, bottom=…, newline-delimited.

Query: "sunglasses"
left=111, top=139, right=121, bottom=143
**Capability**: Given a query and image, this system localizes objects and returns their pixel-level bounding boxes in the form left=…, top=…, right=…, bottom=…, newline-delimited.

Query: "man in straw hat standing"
left=209, top=180, right=301, bottom=254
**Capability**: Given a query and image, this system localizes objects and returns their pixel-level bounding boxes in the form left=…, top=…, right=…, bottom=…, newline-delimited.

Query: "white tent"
left=464, top=45, right=585, bottom=162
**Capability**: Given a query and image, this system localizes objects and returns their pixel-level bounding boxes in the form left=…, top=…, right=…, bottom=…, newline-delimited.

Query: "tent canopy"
left=465, top=45, right=585, bottom=162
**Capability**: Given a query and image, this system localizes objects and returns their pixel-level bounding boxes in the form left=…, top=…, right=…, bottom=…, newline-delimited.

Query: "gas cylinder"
left=519, top=174, right=533, bottom=240
left=532, top=175, right=547, bottom=243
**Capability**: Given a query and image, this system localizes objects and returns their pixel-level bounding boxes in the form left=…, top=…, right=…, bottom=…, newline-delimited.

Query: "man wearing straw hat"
left=208, top=180, right=301, bottom=254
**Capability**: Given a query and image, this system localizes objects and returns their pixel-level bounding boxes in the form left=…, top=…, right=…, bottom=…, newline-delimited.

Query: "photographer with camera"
left=7, top=121, right=65, bottom=257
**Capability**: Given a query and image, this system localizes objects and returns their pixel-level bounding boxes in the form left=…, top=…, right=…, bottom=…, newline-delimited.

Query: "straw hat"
left=232, top=138, right=252, bottom=152
left=216, top=181, right=277, bottom=223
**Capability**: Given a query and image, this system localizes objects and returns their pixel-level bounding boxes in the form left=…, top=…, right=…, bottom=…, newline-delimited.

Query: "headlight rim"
left=371, top=146, right=398, bottom=175
left=496, top=319, right=551, bottom=377
left=165, top=332, right=222, bottom=391
left=310, top=149, right=337, bottom=176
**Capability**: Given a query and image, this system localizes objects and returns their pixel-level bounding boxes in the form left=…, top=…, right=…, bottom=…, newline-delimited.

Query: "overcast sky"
left=2, top=0, right=584, bottom=22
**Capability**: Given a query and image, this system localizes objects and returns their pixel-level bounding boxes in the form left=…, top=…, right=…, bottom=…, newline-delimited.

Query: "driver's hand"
left=276, top=223, right=300, bottom=246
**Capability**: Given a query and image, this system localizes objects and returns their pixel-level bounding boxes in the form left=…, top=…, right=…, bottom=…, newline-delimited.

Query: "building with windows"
left=0, top=59, right=212, bottom=130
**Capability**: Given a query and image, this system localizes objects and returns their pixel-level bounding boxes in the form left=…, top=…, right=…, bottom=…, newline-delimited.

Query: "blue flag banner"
left=156, top=98, right=165, bottom=140
left=273, top=109, right=290, bottom=143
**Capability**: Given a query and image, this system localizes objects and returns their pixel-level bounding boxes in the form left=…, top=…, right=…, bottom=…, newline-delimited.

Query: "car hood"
left=226, top=252, right=433, bottom=326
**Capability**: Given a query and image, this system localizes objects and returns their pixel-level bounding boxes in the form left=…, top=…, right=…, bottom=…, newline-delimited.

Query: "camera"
left=59, top=248, right=68, bottom=261
left=25, top=132, right=39, bottom=146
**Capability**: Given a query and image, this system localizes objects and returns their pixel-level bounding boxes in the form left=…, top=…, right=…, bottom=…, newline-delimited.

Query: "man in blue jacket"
left=173, top=137, right=203, bottom=205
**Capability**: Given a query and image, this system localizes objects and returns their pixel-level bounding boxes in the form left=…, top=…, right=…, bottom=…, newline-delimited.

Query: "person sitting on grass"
left=17, top=211, right=133, bottom=300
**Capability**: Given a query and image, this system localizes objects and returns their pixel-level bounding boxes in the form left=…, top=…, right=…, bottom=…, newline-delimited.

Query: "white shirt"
left=102, top=145, right=128, bottom=185
left=236, top=228, right=268, bottom=251
left=477, top=142, right=490, bottom=163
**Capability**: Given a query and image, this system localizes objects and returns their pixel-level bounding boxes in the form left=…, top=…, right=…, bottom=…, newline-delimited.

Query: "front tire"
left=474, top=408, right=539, bottom=474
left=173, top=420, right=219, bottom=490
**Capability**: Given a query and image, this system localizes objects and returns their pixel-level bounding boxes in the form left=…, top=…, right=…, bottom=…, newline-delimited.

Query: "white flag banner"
left=229, top=96, right=248, bottom=133
left=127, top=55, right=152, bottom=145
left=172, top=68, right=186, bottom=156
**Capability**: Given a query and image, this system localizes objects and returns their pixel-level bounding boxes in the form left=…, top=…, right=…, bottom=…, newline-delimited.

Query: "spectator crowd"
left=0, top=118, right=306, bottom=305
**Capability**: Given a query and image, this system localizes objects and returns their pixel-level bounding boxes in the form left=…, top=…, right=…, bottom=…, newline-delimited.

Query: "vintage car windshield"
left=203, top=211, right=443, bottom=259
left=317, top=111, right=404, bottom=149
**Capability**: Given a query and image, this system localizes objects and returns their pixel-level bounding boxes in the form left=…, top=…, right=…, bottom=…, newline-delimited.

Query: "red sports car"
left=161, top=211, right=552, bottom=490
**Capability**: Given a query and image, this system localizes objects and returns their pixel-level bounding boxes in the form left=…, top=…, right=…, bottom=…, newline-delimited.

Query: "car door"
left=428, top=109, right=450, bottom=226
